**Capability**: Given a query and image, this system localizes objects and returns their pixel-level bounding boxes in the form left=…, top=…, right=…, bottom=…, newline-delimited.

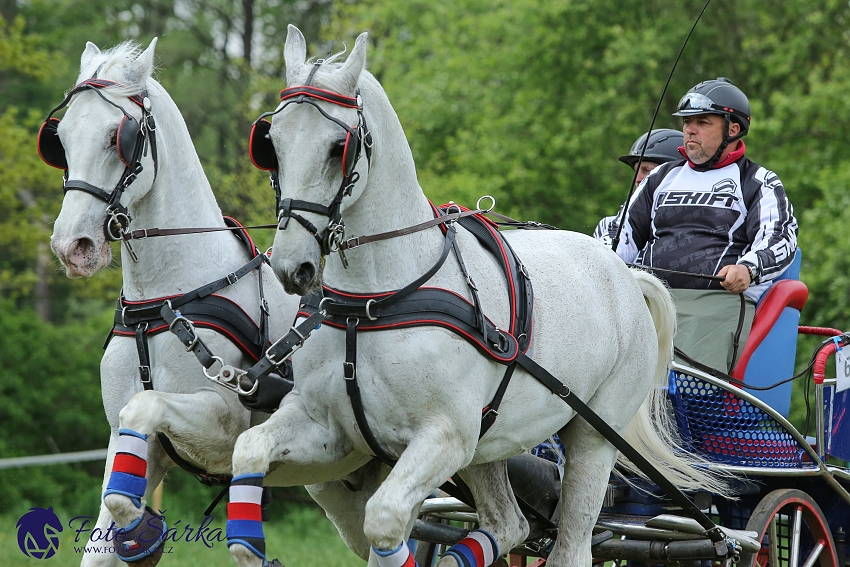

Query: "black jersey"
left=615, top=152, right=797, bottom=302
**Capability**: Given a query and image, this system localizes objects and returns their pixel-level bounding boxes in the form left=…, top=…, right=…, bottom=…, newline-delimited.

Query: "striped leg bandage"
left=373, top=542, right=417, bottom=567
left=104, top=429, right=148, bottom=509
left=226, top=473, right=266, bottom=560
left=442, top=529, right=499, bottom=567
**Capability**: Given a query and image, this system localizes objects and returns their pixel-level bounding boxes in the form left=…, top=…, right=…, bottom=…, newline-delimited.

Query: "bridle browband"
left=253, top=80, right=373, bottom=268
left=43, top=77, right=158, bottom=262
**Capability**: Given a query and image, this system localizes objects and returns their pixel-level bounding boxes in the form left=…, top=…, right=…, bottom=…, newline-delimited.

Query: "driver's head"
left=619, top=128, right=684, bottom=184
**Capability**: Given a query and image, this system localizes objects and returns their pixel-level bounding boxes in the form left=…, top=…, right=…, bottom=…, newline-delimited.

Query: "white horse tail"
left=618, top=268, right=731, bottom=496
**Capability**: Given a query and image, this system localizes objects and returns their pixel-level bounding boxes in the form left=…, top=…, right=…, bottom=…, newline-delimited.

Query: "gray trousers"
left=670, top=288, right=756, bottom=373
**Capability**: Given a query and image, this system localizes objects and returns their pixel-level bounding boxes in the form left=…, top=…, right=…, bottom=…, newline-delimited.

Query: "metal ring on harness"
left=476, top=195, right=496, bottom=213
left=105, top=210, right=131, bottom=241
left=202, top=356, right=225, bottom=380
left=236, top=374, right=259, bottom=397
left=328, top=223, right=346, bottom=252
left=365, top=299, right=378, bottom=321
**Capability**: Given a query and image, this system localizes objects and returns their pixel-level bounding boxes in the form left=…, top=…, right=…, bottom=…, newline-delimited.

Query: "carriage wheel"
left=744, top=488, right=838, bottom=567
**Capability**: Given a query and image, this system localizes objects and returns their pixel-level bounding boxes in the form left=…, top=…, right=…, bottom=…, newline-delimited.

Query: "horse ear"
left=284, top=24, right=307, bottom=85
left=127, top=37, right=158, bottom=85
left=338, top=32, right=368, bottom=92
left=81, top=42, right=101, bottom=70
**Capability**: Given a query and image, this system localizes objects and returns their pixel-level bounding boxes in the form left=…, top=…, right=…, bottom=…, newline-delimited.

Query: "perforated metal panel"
left=532, top=435, right=565, bottom=466
left=668, top=370, right=806, bottom=467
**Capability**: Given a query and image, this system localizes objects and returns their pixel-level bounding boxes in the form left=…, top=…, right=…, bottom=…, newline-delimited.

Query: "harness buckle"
left=493, top=330, right=509, bottom=353
left=466, top=275, right=478, bottom=291
left=169, top=314, right=199, bottom=351
left=261, top=299, right=270, bottom=315
left=343, top=361, right=356, bottom=380
left=344, top=237, right=360, bottom=250
left=365, top=299, right=378, bottom=321
left=138, top=365, right=151, bottom=383
left=226, top=272, right=238, bottom=285
left=518, top=262, right=530, bottom=279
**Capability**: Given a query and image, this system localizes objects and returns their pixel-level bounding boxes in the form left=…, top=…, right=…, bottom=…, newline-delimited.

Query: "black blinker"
left=37, top=117, right=68, bottom=170
left=116, top=115, right=141, bottom=167
left=249, top=119, right=278, bottom=171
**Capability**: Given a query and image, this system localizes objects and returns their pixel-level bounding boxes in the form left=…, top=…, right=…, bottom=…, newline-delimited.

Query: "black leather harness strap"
left=345, top=317, right=398, bottom=466
left=105, top=219, right=272, bottom=488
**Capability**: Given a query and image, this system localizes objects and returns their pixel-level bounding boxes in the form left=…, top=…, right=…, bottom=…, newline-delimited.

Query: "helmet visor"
left=674, top=92, right=722, bottom=115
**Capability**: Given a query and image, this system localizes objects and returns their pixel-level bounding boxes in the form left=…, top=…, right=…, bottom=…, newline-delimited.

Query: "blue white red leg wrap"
left=226, top=473, right=266, bottom=560
left=114, top=506, right=167, bottom=562
left=104, top=429, right=149, bottom=508
left=373, top=541, right=418, bottom=567
left=442, top=529, right=500, bottom=567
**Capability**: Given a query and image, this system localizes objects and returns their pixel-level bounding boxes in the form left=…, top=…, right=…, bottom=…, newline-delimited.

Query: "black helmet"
left=673, top=77, right=751, bottom=135
left=618, top=129, right=684, bottom=168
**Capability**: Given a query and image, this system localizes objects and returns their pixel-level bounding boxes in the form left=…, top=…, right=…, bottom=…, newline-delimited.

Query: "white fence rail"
left=0, top=449, right=108, bottom=469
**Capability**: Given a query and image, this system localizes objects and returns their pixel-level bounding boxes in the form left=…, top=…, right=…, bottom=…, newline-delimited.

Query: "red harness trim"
left=113, top=294, right=263, bottom=362
left=433, top=202, right=521, bottom=336
left=279, top=86, right=358, bottom=108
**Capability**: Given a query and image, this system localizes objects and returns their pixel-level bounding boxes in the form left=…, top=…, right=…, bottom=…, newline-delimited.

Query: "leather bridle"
left=41, top=77, right=158, bottom=262
left=252, top=82, right=373, bottom=268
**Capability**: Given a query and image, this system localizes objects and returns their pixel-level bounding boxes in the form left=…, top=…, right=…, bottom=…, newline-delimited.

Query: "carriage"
left=410, top=251, right=850, bottom=567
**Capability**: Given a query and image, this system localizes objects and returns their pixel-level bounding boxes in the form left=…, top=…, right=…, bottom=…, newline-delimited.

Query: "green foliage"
left=0, top=301, right=111, bottom=513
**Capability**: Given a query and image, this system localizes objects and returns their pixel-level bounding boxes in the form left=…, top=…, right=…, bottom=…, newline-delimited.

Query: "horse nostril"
left=293, top=262, right=316, bottom=286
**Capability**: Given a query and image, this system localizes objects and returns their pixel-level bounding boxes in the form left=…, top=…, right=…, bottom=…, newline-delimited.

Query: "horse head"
left=48, top=39, right=158, bottom=278
left=261, top=25, right=371, bottom=295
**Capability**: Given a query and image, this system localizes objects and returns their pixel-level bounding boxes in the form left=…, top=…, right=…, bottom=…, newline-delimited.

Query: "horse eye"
left=329, top=140, right=345, bottom=160
left=107, top=128, right=118, bottom=148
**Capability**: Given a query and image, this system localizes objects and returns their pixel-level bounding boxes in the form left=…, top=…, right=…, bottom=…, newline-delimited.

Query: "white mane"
left=74, top=40, right=154, bottom=97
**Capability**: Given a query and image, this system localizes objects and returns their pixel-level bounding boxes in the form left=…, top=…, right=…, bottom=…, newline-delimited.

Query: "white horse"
left=226, top=26, right=727, bottom=567
left=46, top=39, right=313, bottom=566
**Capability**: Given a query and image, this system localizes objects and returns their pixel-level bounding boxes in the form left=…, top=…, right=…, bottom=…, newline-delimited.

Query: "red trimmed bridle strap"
left=279, top=86, right=358, bottom=108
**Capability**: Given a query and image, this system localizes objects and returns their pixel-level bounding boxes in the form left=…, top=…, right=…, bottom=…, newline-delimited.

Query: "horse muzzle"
left=50, top=235, right=111, bottom=278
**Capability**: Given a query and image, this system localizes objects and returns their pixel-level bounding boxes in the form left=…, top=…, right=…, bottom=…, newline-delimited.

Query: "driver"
left=613, top=78, right=798, bottom=373
left=593, top=129, right=684, bottom=246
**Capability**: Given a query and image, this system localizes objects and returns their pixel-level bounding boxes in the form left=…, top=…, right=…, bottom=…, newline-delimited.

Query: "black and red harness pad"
left=112, top=294, right=264, bottom=362
left=106, top=217, right=267, bottom=361
left=299, top=206, right=533, bottom=364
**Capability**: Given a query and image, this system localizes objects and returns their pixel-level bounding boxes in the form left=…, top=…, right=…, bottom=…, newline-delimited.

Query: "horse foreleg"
left=228, top=393, right=368, bottom=567
left=546, top=418, right=618, bottom=567
left=434, top=460, right=530, bottom=567
left=103, top=389, right=242, bottom=527
left=360, top=423, right=474, bottom=567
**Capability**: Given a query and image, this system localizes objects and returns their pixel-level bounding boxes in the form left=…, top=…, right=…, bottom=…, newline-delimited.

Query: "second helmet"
left=618, top=128, right=684, bottom=168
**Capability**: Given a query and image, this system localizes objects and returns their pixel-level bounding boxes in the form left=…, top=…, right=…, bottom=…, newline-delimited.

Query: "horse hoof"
left=114, top=506, right=167, bottom=565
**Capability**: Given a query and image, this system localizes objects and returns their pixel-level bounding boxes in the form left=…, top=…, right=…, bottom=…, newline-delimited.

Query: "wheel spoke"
left=789, top=505, right=803, bottom=567
left=768, top=516, right=779, bottom=567
left=800, top=541, right=825, bottom=567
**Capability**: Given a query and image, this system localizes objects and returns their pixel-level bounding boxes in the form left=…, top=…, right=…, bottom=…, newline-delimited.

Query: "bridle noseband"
left=251, top=75, right=373, bottom=268
left=39, top=77, right=158, bottom=261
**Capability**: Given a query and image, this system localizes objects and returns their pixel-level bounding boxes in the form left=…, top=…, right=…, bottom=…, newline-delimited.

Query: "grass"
left=0, top=501, right=365, bottom=566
